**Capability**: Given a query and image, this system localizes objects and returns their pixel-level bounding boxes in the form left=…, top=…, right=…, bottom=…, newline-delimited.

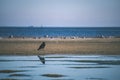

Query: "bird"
left=37, top=42, right=46, bottom=50
left=37, top=42, right=46, bottom=64
left=37, top=55, right=45, bottom=64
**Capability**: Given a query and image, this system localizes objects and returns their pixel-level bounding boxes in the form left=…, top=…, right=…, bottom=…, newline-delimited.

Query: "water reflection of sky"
left=0, top=55, right=120, bottom=80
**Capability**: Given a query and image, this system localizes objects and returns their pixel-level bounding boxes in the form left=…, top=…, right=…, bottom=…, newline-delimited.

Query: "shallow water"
left=0, top=55, right=120, bottom=80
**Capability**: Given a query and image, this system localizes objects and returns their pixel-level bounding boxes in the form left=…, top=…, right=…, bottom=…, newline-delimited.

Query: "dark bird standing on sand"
left=37, top=42, right=46, bottom=64
left=37, top=42, right=46, bottom=50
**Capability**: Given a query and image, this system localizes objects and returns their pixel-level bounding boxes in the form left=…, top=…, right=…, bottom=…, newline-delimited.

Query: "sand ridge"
left=0, top=38, right=120, bottom=55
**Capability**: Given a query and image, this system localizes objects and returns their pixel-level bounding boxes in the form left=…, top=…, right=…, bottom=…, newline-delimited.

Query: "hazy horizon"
left=0, top=0, right=120, bottom=27
left=0, top=26, right=120, bottom=28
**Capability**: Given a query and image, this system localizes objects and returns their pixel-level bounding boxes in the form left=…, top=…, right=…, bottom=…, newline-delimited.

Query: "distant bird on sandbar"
left=37, top=42, right=46, bottom=64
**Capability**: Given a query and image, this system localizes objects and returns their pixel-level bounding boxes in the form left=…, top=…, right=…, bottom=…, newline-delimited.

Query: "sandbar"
left=0, top=38, right=120, bottom=55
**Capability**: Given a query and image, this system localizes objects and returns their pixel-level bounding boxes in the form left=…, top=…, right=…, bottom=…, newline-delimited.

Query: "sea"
left=0, top=27, right=120, bottom=80
left=0, top=27, right=120, bottom=38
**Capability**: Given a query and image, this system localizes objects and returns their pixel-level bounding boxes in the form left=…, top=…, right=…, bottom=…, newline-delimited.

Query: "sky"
left=0, top=0, right=120, bottom=27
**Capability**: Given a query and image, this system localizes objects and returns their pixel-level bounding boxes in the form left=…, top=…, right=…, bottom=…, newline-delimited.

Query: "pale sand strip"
left=0, top=38, right=120, bottom=55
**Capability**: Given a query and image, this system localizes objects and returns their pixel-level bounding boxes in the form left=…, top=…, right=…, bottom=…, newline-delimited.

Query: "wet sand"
left=0, top=38, right=120, bottom=55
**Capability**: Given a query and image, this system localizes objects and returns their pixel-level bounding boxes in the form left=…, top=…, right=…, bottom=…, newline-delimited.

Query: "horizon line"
left=0, top=26, right=120, bottom=28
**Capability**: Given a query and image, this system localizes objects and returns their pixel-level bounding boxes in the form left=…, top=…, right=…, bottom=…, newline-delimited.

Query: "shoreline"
left=0, top=38, right=120, bottom=55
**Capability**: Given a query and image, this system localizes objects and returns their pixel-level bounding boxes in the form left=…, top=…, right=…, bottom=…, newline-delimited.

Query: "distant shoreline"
left=0, top=38, right=120, bottom=55
left=0, top=34, right=119, bottom=40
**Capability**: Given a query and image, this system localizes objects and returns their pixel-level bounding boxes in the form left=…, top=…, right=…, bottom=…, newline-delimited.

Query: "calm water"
left=0, top=55, right=120, bottom=80
left=0, top=27, right=120, bottom=38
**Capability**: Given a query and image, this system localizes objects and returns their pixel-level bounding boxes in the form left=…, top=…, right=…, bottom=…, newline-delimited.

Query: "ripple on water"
left=9, top=74, right=31, bottom=77
left=0, top=78, right=18, bottom=80
left=86, top=77, right=106, bottom=80
left=0, top=70, right=27, bottom=73
left=41, top=73, right=66, bottom=78
left=68, top=66, right=110, bottom=69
